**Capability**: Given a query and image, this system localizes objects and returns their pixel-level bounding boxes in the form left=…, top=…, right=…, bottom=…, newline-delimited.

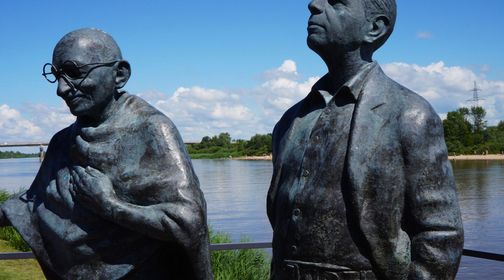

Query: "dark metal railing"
left=1, top=243, right=503, bottom=262
left=0, top=142, right=49, bottom=148
left=0, top=242, right=273, bottom=260
left=462, top=249, right=504, bottom=262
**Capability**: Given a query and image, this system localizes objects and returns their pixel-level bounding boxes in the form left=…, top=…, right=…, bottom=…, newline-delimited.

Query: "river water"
left=0, top=158, right=503, bottom=279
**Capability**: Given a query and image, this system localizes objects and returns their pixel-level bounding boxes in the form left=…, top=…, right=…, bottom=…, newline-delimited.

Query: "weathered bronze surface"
left=267, top=1, right=464, bottom=279
left=0, top=28, right=212, bottom=280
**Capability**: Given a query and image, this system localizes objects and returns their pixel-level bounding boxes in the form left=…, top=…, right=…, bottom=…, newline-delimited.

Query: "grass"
left=0, top=227, right=30, bottom=252
left=210, top=229, right=270, bottom=280
left=0, top=240, right=45, bottom=280
left=0, top=190, right=30, bottom=252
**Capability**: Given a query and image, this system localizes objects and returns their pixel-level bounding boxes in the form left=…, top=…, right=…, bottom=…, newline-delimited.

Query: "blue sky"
left=2, top=0, right=504, bottom=145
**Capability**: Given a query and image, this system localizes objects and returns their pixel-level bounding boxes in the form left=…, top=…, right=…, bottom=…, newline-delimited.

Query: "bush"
left=0, top=190, right=30, bottom=252
left=210, top=228, right=270, bottom=280
left=0, top=227, right=30, bottom=252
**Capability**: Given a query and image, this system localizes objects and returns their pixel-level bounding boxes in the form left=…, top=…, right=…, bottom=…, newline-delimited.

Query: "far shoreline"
left=448, top=154, right=504, bottom=161
left=231, top=155, right=272, bottom=161
left=194, top=154, right=504, bottom=161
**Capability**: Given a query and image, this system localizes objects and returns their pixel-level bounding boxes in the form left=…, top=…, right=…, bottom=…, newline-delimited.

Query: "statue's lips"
left=66, top=94, right=87, bottom=106
left=307, top=22, right=324, bottom=33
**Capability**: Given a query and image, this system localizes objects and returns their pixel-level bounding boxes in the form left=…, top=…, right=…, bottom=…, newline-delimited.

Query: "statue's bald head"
left=52, top=28, right=122, bottom=65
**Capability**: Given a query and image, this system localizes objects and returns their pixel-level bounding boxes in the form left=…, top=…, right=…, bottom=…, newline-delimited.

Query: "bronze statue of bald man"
left=0, top=28, right=212, bottom=280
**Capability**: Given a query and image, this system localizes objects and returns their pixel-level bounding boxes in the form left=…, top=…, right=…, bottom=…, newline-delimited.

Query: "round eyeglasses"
left=42, top=60, right=119, bottom=85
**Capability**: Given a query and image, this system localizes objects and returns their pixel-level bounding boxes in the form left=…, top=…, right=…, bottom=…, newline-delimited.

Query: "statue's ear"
left=115, top=60, right=131, bottom=89
left=363, top=15, right=390, bottom=45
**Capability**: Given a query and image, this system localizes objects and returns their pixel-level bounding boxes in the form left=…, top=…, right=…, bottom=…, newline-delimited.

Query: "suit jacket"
left=267, top=65, right=464, bottom=280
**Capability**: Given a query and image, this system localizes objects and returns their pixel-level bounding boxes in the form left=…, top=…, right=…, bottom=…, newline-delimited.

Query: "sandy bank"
left=448, top=154, right=504, bottom=160
left=231, top=154, right=504, bottom=161
left=233, top=155, right=272, bottom=161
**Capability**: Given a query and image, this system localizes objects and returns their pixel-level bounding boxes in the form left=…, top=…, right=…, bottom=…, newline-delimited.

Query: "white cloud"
left=263, top=59, right=300, bottom=80
left=416, top=31, right=432, bottom=40
left=148, top=86, right=259, bottom=141
left=137, top=60, right=318, bottom=142
left=382, top=61, right=504, bottom=125
left=0, top=104, right=41, bottom=143
left=277, top=60, right=298, bottom=74
left=259, top=76, right=318, bottom=120
left=0, top=102, right=74, bottom=143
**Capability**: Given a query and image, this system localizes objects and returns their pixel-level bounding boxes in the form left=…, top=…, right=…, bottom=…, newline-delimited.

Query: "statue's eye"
left=328, top=0, right=344, bottom=6
left=61, top=61, right=84, bottom=79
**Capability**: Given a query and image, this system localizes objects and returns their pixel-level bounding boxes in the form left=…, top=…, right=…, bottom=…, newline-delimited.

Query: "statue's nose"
left=308, top=0, right=323, bottom=15
left=56, top=76, right=77, bottom=97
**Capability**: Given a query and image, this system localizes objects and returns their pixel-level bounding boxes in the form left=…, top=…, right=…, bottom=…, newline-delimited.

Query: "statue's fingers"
left=72, top=165, right=86, bottom=175
left=85, top=166, right=105, bottom=178
left=69, top=181, right=77, bottom=198
left=70, top=169, right=79, bottom=185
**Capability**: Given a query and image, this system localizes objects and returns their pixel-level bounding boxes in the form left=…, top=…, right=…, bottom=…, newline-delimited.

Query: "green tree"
left=469, top=106, right=487, bottom=146
left=246, top=134, right=272, bottom=155
left=470, top=106, right=487, bottom=133
left=215, top=132, right=232, bottom=147
left=443, top=107, right=473, bottom=153
left=497, top=120, right=504, bottom=131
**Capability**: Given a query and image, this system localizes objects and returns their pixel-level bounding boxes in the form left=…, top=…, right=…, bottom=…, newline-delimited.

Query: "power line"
left=467, top=81, right=484, bottom=107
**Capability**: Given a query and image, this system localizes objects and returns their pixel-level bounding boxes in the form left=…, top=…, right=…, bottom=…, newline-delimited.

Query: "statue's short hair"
left=364, top=0, right=397, bottom=51
left=53, top=28, right=122, bottom=63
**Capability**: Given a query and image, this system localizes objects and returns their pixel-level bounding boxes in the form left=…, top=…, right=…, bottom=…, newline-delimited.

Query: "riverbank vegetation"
left=443, top=106, right=504, bottom=155
left=0, top=151, right=37, bottom=159
left=187, top=132, right=272, bottom=159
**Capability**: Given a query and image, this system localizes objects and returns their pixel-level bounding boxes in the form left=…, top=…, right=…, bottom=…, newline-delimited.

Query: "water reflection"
left=193, top=159, right=273, bottom=242
left=451, top=160, right=504, bottom=279
left=454, top=160, right=491, bottom=221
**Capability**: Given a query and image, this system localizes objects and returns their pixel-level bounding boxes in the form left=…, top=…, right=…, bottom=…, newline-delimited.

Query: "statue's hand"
left=70, top=165, right=117, bottom=216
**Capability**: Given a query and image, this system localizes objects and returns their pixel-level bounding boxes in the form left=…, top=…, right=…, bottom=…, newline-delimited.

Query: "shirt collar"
left=310, top=62, right=377, bottom=104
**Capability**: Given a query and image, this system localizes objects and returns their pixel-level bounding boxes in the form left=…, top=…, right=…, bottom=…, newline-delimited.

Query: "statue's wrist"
left=104, top=198, right=121, bottom=221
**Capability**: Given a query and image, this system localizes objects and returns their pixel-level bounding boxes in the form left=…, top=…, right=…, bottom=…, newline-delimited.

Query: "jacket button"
left=293, top=208, right=301, bottom=217
left=302, top=169, right=310, bottom=177
left=294, top=232, right=301, bottom=240
left=291, top=245, right=298, bottom=254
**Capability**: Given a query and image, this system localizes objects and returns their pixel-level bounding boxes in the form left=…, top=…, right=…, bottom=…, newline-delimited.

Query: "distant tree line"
left=186, top=132, right=272, bottom=159
left=443, top=106, right=504, bottom=155
left=0, top=151, right=38, bottom=159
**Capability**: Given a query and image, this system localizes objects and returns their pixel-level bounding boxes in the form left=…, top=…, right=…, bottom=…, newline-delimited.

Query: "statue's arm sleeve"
left=402, top=104, right=464, bottom=279
left=107, top=179, right=206, bottom=248
left=267, top=122, right=280, bottom=226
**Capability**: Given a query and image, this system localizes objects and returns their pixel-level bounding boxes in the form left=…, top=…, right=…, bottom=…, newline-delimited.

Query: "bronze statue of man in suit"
left=267, top=1, right=464, bottom=279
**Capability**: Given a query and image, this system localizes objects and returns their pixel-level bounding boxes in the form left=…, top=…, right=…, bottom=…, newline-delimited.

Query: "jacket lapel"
left=344, top=66, right=390, bottom=240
